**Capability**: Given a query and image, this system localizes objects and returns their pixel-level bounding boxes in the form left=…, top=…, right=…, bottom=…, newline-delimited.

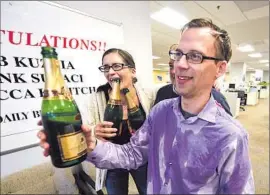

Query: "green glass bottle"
left=121, top=88, right=145, bottom=134
left=104, top=78, right=123, bottom=140
left=41, top=46, right=87, bottom=168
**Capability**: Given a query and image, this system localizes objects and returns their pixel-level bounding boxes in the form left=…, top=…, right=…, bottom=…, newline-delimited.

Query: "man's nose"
left=174, top=55, right=189, bottom=69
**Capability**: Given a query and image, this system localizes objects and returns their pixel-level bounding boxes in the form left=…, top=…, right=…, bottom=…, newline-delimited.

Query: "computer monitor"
left=229, top=83, right=235, bottom=89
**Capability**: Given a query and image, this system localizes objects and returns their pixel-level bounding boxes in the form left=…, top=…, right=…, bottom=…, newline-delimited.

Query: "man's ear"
left=131, top=68, right=136, bottom=75
left=216, top=61, right=227, bottom=79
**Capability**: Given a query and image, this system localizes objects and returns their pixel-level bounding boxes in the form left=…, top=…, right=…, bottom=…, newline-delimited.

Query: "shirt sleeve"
left=218, top=132, right=255, bottom=194
left=86, top=113, right=152, bottom=170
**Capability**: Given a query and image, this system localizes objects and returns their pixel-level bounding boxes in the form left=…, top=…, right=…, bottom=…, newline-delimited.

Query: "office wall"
left=153, top=70, right=169, bottom=84
left=1, top=1, right=153, bottom=178
left=55, top=1, right=153, bottom=87
left=246, top=71, right=256, bottom=83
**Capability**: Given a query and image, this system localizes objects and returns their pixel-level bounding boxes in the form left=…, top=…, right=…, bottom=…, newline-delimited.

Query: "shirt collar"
left=172, top=95, right=217, bottom=124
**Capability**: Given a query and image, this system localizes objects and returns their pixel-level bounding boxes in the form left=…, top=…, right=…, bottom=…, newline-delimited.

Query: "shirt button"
left=169, top=162, right=172, bottom=165
left=164, top=182, right=168, bottom=186
left=92, top=157, right=96, bottom=160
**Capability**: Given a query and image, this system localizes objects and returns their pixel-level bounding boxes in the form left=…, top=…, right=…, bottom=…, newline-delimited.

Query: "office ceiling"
left=150, top=1, right=269, bottom=72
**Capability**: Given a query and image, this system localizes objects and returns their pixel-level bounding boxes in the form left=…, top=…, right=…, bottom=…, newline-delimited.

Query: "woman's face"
left=102, top=52, right=135, bottom=90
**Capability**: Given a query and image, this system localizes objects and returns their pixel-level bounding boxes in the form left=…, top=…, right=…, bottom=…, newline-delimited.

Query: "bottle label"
left=108, top=99, right=122, bottom=105
left=57, top=130, right=87, bottom=162
left=128, top=107, right=139, bottom=114
left=44, top=86, right=73, bottom=101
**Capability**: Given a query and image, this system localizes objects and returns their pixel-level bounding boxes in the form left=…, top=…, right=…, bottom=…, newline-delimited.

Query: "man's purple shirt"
left=88, top=96, right=255, bottom=194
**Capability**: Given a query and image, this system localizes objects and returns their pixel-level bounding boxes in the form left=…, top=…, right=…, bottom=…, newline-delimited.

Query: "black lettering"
left=89, top=87, right=96, bottom=94
left=67, top=61, right=75, bottom=69
left=33, top=110, right=41, bottom=118
left=70, top=74, right=81, bottom=83
left=38, top=88, right=44, bottom=97
left=0, top=73, right=26, bottom=83
left=13, top=73, right=26, bottom=83
left=0, top=89, right=8, bottom=100
left=81, top=87, right=88, bottom=94
left=21, top=112, right=28, bottom=119
left=61, top=61, right=75, bottom=69
left=64, top=75, right=71, bottom=83
left=24, top=89, right=35, bottom=99
left=0, top=56, right=8, bottom=66
left=10, top=89, right=22, bottom=99
left=14, top=57, right=27, bottom=67
left=0, top=73, right=12, bottom=83
left=31, top=73, right=45, bottom=83
left=69, top=87, right=79, bottom=95
left=0, top=112, right=30, bottom=123
left=28, top=58, right=39, bottom=68
left=2, top=115, right=12, bottom=123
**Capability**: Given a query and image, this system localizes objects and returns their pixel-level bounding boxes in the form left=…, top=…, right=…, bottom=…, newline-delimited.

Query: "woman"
left=38, top=48, right=156, bottom=195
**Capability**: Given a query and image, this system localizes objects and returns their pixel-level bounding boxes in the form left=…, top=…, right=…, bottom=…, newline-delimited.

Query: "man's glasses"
left=169, top=50, right=224, bottom=64
left=98, top=63, right=130, bottom=72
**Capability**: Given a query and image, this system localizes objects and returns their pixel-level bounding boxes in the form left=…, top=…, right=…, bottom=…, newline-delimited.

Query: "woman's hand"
left=37, top=120, right=50, bottom=157
left=94, top=121, right=117, bottom=141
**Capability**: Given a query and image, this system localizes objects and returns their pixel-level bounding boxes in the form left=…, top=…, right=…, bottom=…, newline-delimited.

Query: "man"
left=40, top=18, right=254, bottom=194
left=154, top=44, right=232, bottom=116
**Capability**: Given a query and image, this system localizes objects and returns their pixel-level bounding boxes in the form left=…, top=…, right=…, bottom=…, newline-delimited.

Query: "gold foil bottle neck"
left=110, top=78, right=121, bottom=101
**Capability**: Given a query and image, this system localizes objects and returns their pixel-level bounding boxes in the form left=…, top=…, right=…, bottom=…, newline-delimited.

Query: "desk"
left=246, top=91, right=259, bottom=105
left=260, top=89, right=269, bottom=99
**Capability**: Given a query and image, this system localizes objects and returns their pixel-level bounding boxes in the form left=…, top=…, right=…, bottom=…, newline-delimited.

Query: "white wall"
left=55, top=1, right=153, bottom=86
left=246, top=71, right=256, bottom=83
left=1, top=1, right=153, bottom=178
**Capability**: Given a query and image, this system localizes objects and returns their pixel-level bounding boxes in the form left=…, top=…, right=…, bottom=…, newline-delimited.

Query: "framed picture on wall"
left=157, top=75, right=162, bottom=81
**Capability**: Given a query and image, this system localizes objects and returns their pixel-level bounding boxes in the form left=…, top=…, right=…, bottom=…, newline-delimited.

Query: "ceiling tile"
left=243, top=5, right=269, bottom=20
left=234, top=1, right=269, bottom=12
left=195, top=1, right=247, bottom=26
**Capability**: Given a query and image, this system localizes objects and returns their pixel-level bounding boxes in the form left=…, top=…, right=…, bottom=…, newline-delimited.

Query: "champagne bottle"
left=121, top=88, right=145, bottom=134
left=41, top=46, right=87, bottom=168
left=104, top=78, right=123, bottom=139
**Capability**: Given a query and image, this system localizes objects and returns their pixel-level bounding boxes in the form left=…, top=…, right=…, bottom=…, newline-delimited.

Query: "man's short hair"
left=181, top=18, right=232, bottom=63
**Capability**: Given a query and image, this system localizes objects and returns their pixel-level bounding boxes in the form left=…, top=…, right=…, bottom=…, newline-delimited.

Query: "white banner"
left=0, top=1, right=124, bottom=152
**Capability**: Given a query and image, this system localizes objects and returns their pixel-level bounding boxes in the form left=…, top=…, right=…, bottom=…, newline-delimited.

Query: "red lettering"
left=50, top=35, right=61, bottom=48
left=8, top=30, right=23, bottom=45
left=39, top=35, right=51, bottom=47
left=91, top=40, right=97, bottom=51
left=98, top=41, right=102, bottom=51
left=69, top=38, right=79, bottom=49
left=103, top=42, right=106, bottom=51
left=80, top=39, right=89, bottom=50
left=26, top=32, right=38, bottom=46
left=62, top=37, right=68, bottom=48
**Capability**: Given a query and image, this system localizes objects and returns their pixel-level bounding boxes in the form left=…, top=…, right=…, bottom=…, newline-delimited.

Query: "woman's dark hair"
left=102, top=48, right=136, bottom=68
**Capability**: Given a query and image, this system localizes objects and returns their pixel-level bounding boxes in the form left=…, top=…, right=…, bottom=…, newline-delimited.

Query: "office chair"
left=236, top=90, right=246, bottom=111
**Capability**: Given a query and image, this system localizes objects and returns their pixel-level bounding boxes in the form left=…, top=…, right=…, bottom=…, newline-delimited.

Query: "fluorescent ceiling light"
left=152, top=56, right=160, bottom=60
left=248, top=53, right=262, bottom=58
left=151, top=7, right=188, bottom=29
left=259, top=59, right=269, bottom=63
left=237, top=44, right=254, bottom=52
left=247, top=67, right=255, bottom=70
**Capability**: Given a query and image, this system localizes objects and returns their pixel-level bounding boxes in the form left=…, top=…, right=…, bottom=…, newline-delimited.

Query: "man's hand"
left=37, top=120, right=117, bottom=156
